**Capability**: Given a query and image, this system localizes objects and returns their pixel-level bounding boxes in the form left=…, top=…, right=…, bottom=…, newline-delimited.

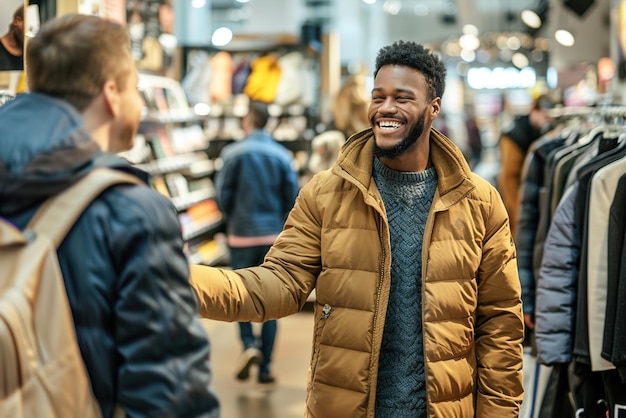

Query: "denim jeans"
left=229, top=244, right=277, bottom=376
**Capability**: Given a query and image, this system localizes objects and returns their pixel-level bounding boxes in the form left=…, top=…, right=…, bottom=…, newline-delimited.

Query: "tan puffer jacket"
left=190, top=128, right=524, bottom=418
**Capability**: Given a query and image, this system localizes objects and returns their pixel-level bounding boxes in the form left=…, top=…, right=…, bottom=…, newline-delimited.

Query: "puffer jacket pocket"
left=308, top=303, right=332, bottom=391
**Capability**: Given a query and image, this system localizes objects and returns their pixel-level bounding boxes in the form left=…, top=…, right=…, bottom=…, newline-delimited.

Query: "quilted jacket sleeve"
left=535, top=184, right=580, bottom=365
left=515, top=147, right=543, bottom=317
left=190, top=176, right=321, bottom=321
left=474, top=181, right=524, bottom=417
left=111, top=187, right=219, bottom=418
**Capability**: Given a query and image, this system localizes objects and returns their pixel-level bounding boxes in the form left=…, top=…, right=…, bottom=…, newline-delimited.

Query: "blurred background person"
left=215, top=99, right=300, bottom=385
left=0, top=4, right=23, bottom=71
left=497, top=94, right=553, bottom=238
left=464, top=105, right=483, bottom=169
left=307, top=74, right=369, bottom=178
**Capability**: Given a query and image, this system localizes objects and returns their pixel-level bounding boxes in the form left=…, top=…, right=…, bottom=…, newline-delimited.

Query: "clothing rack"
left=549, top=105, right=626, bottom=119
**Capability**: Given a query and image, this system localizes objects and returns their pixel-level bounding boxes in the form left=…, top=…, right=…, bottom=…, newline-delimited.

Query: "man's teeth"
left=379, top=121, right=402, bottom=129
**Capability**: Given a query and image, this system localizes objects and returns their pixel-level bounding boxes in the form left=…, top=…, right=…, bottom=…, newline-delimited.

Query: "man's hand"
left=524, top=313, right=534, bottom=330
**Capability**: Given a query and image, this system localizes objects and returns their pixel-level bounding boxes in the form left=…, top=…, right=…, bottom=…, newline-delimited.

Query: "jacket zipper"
left=366, top=213, right=386, bottom=416
left=421, top=189, right=442, bottom=417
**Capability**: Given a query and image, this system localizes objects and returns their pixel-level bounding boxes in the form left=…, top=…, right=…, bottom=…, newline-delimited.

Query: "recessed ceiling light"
left=555, top=29, right=575, bottom=47
left=521, top=10, right=542, bottom=29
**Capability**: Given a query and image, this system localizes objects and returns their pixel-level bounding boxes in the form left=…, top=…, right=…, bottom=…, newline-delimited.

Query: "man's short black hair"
left=247, top=100, right=270, bottom=129
left=374, top=40, right=446, bottom=101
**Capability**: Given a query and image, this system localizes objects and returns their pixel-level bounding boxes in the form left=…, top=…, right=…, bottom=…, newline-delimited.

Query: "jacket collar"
left=334, top=127, right=475, bottom=206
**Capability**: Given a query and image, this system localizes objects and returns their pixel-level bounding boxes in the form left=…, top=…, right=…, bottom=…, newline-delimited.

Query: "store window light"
left=467, top=67, right=536, bottom=89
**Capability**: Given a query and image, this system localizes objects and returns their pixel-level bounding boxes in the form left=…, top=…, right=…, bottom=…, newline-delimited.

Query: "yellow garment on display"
left=243, top=54, right=281, bottom=103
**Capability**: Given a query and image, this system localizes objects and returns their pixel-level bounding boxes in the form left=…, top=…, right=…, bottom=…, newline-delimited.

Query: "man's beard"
left=11, top=27, right=23, bottom=50
left=373, top=107, right=427, bottom=159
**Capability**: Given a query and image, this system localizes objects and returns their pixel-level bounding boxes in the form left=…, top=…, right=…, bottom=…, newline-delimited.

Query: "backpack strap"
left=26, top=168, right=143, bottom=248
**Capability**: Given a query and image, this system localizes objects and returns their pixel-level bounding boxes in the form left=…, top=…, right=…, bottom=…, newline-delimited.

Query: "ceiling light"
left=506, top=36, right=521, bottom=50
left=460, top=49, right=476, bottom=63
left=462, top=24, right=479, bottom=36
left=555, top=29, right=575, bottom=47
left=459, top=34, right=480, bottom=51
left=521, top=9, right=542, bottom=29
left=383, top=0, right=401, bottom=15
left=211, top=27, right=233, bottom=46
left=512, top=52, right=529, bottom=69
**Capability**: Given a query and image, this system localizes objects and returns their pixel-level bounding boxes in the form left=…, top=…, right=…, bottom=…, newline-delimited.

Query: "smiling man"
left=190, top=40, right=524, bottom=418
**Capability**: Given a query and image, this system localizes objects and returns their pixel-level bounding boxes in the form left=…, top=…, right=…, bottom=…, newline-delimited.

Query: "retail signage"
left=466, top=66, right=536, bottom=90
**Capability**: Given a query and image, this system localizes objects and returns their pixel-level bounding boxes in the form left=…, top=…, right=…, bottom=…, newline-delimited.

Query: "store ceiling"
left=208, top=0, right=611, bottom=70
left=382, top=0, right=538, bottom=42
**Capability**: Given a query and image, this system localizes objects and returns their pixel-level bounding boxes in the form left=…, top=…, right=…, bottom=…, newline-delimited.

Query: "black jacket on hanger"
left=606, top=173, right=626, bottom=382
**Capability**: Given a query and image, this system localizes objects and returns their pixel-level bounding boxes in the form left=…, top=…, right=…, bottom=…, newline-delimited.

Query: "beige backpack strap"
left=26, top=168, right=143, bottom=247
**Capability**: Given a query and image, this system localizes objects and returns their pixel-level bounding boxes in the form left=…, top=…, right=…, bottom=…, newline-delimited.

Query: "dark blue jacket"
left=0, top=93, right=219, bottom=418
left=215, top=129, right=299, bottom=238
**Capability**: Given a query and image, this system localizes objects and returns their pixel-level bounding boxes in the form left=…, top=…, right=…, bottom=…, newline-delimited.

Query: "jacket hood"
left=335, top=127, right=473, bottom=196
left=0, top=93, right=146, bottom=214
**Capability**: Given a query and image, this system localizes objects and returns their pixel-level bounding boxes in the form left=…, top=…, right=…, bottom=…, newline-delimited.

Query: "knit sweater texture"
left=373, top=157, right=438, bottom=418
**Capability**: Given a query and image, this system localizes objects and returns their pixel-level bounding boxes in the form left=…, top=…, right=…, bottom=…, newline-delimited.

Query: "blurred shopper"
left=0, top=14, right=219, bottom=417
left=308, top=74, right=369, bottom=177
left=331, top=73, right=370, bottom=139
left=190, top=40, right=523, bottom=417
left=0, top=4, right=24, bottom=70
left=464, top=107, right=483, bottom=169
left=497, top=94, right=553, bottom=238
left=214, top=99, right=299, bottom=385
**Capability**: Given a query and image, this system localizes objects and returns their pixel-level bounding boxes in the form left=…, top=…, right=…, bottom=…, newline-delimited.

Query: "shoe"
left=258, top=373, right=276, bottom=385
left=235, top=347, right=262, bottom=381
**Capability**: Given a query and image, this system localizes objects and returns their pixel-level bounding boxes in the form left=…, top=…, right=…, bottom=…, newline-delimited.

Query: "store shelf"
left=171, top=188, right=215, bottom=211
left=182, top=215, right=223, bottom=241
left=135, top=153, right=200, bottom=175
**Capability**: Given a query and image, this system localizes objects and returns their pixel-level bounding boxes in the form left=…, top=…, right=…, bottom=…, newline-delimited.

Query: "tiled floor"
left=201, top=309, right=314, bottom=418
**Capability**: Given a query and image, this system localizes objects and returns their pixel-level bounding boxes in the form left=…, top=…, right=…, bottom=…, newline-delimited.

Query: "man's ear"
left=429, top=97, right=441, bottom=119
left=101, top=79, right=120, bottom=117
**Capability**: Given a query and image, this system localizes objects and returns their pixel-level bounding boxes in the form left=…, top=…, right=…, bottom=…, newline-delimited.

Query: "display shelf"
left=181, top=215, right=223, bottom=241
left=170, top=188, right=214, bottom=212
left=135, top=153, right=201, bottom=175
left=129, top=72, right=226, bottom=266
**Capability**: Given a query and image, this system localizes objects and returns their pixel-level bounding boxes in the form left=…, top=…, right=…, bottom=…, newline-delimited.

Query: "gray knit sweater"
left=373, top=157, right=438, bottom=418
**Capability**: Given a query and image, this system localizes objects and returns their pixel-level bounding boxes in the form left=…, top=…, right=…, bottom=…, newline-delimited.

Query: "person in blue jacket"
left=0, top=14, right=219, bottom=417
left=215, top=99, right=299, bottom=384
